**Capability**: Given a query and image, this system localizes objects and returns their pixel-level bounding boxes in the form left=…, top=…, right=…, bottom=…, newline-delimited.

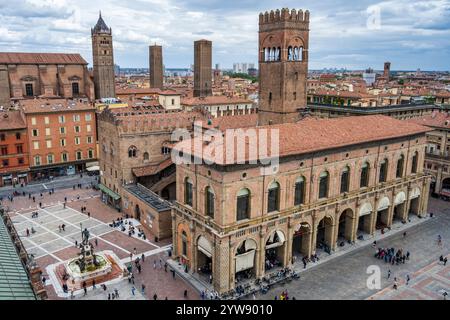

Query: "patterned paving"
left=368, top=258, right=449, bottom=300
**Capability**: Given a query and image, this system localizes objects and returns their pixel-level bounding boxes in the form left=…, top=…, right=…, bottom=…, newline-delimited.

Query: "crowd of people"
left=110, top=217, right=147, bottom=240
left=374, top=246, right=410, bottom=265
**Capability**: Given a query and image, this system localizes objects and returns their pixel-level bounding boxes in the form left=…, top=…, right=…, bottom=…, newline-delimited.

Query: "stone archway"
left=376, top=197, right=390, bottom=229
left=264, top=230, right=286, bottom=272
left=408, top=187, right=421, bottom=218
left=235, top=239, right=257, bottom=282
left=292, top=222, right=312, bottom=259
left=196, top=235, right=213, bottom=280
left=316, top=216, right=334, bottom=253
left=336, top=209, right=355, bottom=246
left=357, top=202, right=373, bottom=237
left=393, top=191, right=407, bottom=224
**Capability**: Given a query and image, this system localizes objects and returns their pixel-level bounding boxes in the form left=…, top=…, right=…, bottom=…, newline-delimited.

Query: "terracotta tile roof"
left=181, top=96, right=253, bottom=106
left=201, top=114, right=258, bottom=131
left=174, top=115, right=431, bottom=165
left=0, top=52, right=87, bottom=65
left=116, top=88, right=161, bottom=95
left=19, top=99, right=95, bottom=114
left=407, top=112, right=450, bottom=130
left=132, top=158, right=173, bottom=177
left=0, top=111, right=26, bottom=130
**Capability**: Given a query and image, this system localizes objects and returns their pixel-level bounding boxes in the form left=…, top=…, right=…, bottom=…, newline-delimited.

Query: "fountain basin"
left=65, top=252, right=112, bottom=283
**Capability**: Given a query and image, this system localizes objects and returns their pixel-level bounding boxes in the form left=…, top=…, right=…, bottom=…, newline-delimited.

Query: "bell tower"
left=258, top=8, right=310, bottom=126
left=91, top=12, right=116, bottom=99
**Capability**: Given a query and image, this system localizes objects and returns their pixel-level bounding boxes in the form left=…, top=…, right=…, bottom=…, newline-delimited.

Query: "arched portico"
left=196, top=235, right=213, bottom=280
left=336, top=208, right=356, bottom=245
left=375, top=196, right=390, bottom=229
left=357, top=202, right=374, bottom=237
left=408, top=187, right=421, bottom=218
left=292, top=222, right=312, bottom=260
left=315, top=215, right=334, bottom=254
left=393, top=191, right=407, bottom=224
left=264, top=230, right=286, bottom=272
left=235, top=239, right=257, bottom=282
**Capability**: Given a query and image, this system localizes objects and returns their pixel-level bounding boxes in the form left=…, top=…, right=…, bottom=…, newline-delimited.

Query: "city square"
left=0, top=0, right=449, bottom=308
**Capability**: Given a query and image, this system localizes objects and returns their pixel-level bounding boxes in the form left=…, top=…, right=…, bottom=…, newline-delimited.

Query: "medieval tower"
left=194, top=40, right=212, bottom=97
left=91, top=12, right=116, bottom=99
left=149, top=45, right=164, bottom=89
left=258, top=8, right=310, bottom=126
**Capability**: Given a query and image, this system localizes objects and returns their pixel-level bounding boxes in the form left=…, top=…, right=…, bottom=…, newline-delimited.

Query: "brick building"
left=149, top=45, right=164, bottom=90
left=169, top=8, right=432, bottom=295
left=19, top=99, right=97, bottom=179
left=0, top=52, right=95, bottom=106
left=0, top=111, right=30, bottom=187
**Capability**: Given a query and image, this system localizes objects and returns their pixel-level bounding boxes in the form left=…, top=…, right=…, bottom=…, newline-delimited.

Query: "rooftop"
left=124, top=184, right=171, bottom=212
left=174, top=115, right=431, bottom=165
left=0, top=111, right=26, bottom=130
left=407, top=111, right=450, bottom=130
left=181, top=96, right=253, bottom=106
left=0, top=52, right=87, bottom=65
left=19, top=99, right=95, bottom=114
left=0, top=214, right=36, bottom=300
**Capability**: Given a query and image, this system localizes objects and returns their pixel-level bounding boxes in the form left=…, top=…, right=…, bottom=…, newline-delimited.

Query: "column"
left=214, top=238, right=231, bottom=294
left=171, top=211, right=178, bottom=257
left=189, top=221, right=195, bottom=272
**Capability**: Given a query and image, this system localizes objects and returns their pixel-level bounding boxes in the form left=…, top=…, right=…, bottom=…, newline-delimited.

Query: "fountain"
left=64, top=228, right=113, bottom=287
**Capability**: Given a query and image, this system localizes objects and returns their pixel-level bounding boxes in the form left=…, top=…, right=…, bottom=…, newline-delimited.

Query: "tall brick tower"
left=149, top=45, right=163, bottom=89
left=258, top=8, right=310, bottom=126
left=91, top=12, right=116, bottom=99
left=384, top=62, right=391, bottom=80
left=194, top=40, right=212, bottom=97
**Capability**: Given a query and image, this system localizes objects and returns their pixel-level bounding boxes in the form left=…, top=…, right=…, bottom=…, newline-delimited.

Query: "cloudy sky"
left=0, top=0, right=449, bottom=70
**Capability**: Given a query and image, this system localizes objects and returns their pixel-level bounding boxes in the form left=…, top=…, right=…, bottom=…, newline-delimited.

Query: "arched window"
left=271, top=47, right=276, bottom=61
left=396, top=155, right=404, bottom=178
left=293, top=47, right=299, bottom=60
left=264, top=48, right=269, bottom=61
left=379, top=159, right=388, bottom=183
left=340, top=166, right=350, bottom=194
left=360, top=162, right=370, bottom=188
left=319, top=171, right=329, bottom=199
left=205, top=187, right=215, bottom=218
left=294, top=177, right=305, bottom=205
left=288, top=46, right=293, bottom=61
left=143, top=152, right=149, bottom=161
left=298, top=47, right=304, bottom=61
left=236, top=188, right=250, bottom=221
left=128, top=146, right=137, bottom=158
left=411, top=152, right=418, bottom=174
left=184, top=177, right=193, bottom=206
left=275, top=47, right=281, bottom=61
left=267, top=181, right=280, bottom=213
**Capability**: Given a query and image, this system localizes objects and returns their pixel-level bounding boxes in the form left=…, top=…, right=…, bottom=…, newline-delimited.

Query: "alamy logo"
left=366, top=265, right=381, bottom=290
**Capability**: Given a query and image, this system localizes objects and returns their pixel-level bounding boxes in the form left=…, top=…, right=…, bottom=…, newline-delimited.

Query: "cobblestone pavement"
left=254, top=198, right=450, bottom=300
left=6, top=187, right=197, bottom=300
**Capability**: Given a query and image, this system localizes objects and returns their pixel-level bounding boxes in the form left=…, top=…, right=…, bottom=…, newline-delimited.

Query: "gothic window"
left=143, top=152, right=149, bottom=161
left=264, top=48, right=270, bottom=61
left=275, top=47, right=281, bottom=61
left=298, top=47, right=304, bottom=61
left=236, top=188, right=250, bottom=221
left=128, top=146, right=137, bottom=158
left=293, top=47, right=299, bottom=61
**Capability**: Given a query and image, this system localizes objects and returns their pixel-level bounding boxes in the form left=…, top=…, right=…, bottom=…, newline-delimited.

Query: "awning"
left=359, top=202, right=373, bottom=217
left=441, top=189, right=450, bottom=197
left=197, top=236, right=212, bottom=258
left=98, top=184, right=121, bottom=201
left=235, top=250, right=255, bottom=273
left=86, top=165, right=100, bottom=172
left=394, top=192, right=406, bottom=205
left=409, top=188, right=420, bottom=200
left=244, top=239, right=257, bottom=251
left=266, top=231, right=285, bottom=250
left=86, top=161, right=99, bottom=168
left=377, top=197, right=390, bottom=211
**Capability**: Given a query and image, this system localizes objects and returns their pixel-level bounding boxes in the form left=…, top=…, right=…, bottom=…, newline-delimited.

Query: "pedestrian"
left=164, top=262, right=168, bottom=272
left=141, top=284, right=146, bottom=294
left=201, top=291, right=205, bottom=300
left=83, top=282, right=87, bottom=296
left=26, top=228, right=30, bottom=237
left=153, top=293, right=157, bottom=300
left=159, top=259, right=163, bottom=269
left=92, top=279, right=96, bottom=290
left=406, top=275, right=410, bottom=285
left=32, top=196, right=35, bottom=202
left=403, top=232, right=407, bottom=238
left=172, top=269, right=176, bottom=279
left=131, top=286, right=136, bottom=296
left=153, top=260, right=156, bottom=269
left=111, top=293, right=115, bottom=300
left=141, top=253, right=145, bottom=262
left=129, top=252, right=133, bottom=261
left=393, top=278, right=398, bottom=290
left=75, top=240, right=78, bottom=247
left=209, top=274, right=213, bottom=284
left=443, top=291, right=448, bottom=300
left=303, top=259, right=307, bottom=269
left=444, top=257, right=448, bottom=266
left=387, top=269, right=391, bottom=279
left=94, top=238, right=98, bottom=247
left=39, top=202, right=42, bottom=208
left=184, top=289, right=188, bottom=298
left=88, top=212, right=91, bottom=218
left=137, top=264, right=142, bottom=274
left=252, top=293, right=256, bottom=300
left=406, top=251, right=410, bottom=260
left=114, top=288, right=119, bottom=298
left=58, top=225, right=62, bottom=233
left=134, top=248, right=137, bottom=255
